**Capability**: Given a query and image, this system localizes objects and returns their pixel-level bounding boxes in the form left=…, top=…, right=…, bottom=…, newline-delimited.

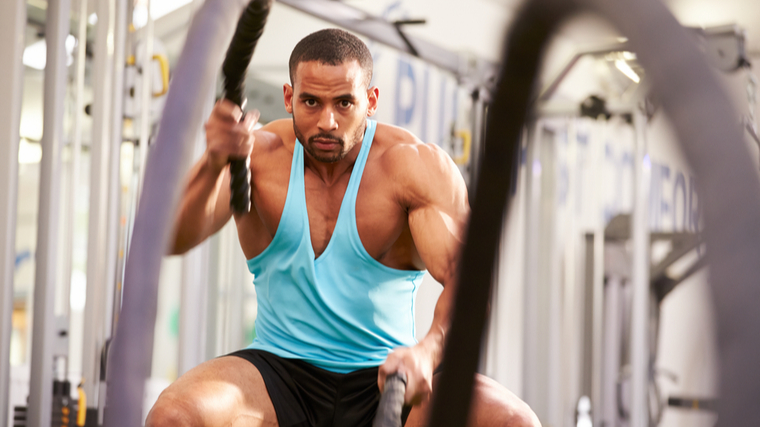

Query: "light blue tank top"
left=246, top=120, right=425, bottom=373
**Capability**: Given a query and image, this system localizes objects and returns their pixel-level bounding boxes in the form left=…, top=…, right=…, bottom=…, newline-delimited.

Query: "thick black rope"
left=222, top=0, right=273, bottom=213
left=427, top=2, right=573, bottom=426
left=428, top=0, right=760, bottom=425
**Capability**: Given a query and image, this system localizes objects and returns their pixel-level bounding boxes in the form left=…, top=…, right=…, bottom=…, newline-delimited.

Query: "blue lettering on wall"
left=437, top=78, right=447, bottom=147
left=558, top=131, right=569, bottom=206
left=689, top=175, right=700, bottom=232
left=395, top=56, right=416, bottom=126
left=420, top=66, right=430, bottom=142
left=660, top=164, right=671, bottom=230
left=673, top=172, right=687, bottom=231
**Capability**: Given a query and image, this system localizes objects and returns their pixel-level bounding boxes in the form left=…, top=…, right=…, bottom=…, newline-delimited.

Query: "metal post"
left=0, top=1, right=26, bottom=425
left=106, top=0, right=128, bottom=336
left=28, top=0, right=71, bottom=426
left=591, top=230, right=605, bottom=426
left=629, top=106, right=650, bottom=427
left=179, top=91, right=214, bottom=374
left=61, top=0, right=89, bottom=337
left=521, top=123, right=545, bottom=419
left=601, top=273, right=623, bottom=426
left=82, top=0, right=115, bottom=408
left=178, top=244, right=209, bottom=375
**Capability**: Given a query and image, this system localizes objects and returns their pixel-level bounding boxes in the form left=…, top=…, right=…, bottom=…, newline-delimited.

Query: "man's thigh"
left=145, top=355, right=277, bottom=427
left=405, top=373, right=540, bottom=427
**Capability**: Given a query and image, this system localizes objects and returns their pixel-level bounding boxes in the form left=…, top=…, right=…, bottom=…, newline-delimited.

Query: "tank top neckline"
left=298, top=120, right=376, bottom=262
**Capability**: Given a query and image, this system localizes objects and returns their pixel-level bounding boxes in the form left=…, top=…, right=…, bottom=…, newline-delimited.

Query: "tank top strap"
left=340, top=119, right=377, bottom=216
left=284, top=139, right=307, bottom=227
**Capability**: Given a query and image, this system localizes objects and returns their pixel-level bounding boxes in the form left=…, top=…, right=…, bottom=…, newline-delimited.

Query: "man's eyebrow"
left=298, top=92, right=356, bottom=101
left=298, top=92, right=319, bottom=99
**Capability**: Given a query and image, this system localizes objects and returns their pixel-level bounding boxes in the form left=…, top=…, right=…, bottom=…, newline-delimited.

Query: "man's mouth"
left=312, top=138, right=341, bottom=150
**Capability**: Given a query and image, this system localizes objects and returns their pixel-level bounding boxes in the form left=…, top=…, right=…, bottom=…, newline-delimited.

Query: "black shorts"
left=228, top=349, right=413, bottom=427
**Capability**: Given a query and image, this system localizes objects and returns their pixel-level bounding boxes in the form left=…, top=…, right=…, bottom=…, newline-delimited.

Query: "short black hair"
left=289, top=29, right=373, bottom=88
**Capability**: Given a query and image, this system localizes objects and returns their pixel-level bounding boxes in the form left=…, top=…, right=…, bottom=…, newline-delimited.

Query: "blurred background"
left=2, top=0, right=759, bottom=426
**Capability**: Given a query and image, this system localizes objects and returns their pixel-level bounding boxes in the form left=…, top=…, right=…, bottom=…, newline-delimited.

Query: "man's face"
left=284, top=60, right=378, bottom=163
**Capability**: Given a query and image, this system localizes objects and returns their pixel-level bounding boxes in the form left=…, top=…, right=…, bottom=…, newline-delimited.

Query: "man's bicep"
left=408, top=205, right=466, bottom=285
left=406, top=152, right=470, bottom=285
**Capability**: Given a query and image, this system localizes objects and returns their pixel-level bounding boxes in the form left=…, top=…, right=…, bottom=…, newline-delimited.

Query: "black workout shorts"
left=228, top=349, right=413, bottom=427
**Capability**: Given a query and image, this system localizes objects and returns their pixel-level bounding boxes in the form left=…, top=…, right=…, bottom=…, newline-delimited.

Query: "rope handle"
left=373, top=372, right=407, bottom=427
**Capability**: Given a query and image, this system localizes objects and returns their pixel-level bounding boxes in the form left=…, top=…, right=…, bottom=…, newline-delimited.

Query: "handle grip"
left=373, top=372, right=407, bottom=427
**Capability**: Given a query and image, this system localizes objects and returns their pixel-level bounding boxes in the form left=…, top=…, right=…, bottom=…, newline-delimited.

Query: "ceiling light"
left=622, top=51, right=636, bottom=61
left=132, top=4, right=149, bottom=29
left=615, top=59, right=640, bottom=83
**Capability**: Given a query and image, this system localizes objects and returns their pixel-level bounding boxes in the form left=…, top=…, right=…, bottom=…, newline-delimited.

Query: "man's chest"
left=248, top=162, right=407, bottom=260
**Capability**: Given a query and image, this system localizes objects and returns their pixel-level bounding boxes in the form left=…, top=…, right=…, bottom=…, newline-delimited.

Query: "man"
left=148, top=29, right=539, bottom=427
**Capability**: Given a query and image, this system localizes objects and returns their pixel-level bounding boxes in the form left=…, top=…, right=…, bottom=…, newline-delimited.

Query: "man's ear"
left=284, top=83, right=294, bottom=114
left=366, top=86, right=379, bottom=117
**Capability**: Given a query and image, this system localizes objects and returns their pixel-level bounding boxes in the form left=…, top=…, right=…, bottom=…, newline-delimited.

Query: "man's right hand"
left=204, top=99, right=260, bottom=173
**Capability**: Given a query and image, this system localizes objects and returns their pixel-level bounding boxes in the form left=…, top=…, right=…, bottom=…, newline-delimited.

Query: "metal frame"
left=0, top=1, right=26, bottom=425
left=276, top=0, right=497, bottom=91
left=82, top=0, right=116, bottom=409
left=107, top=0, right=128, bottom=339
left=28, top=1, right=71, bottom=426
left=628, top=104, right=651, bottom=427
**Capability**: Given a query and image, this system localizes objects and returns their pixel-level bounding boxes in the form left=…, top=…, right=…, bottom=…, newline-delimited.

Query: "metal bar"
left=590, top=230, right=605, bottom=426
left=136, top=2, right=155, bottom=208
left=0, top=1, right=26, bottom=425
left=104, top=1, right=250, bottom=425
left=521, top=122, right=543, bottom=419
left=537, top=43, right=630, bottom=102
left=61, top=0, right=89, bottom=335
left=628, top=104, right=651, bottom=427
left=82, top=0, right=115, bottom=407
left=601, top=273, right=623, bottom=426
left=179, top=243, right=210, bottom=375
left=107, top=0, right=128, bottom=336
left=649, top=234, right=698, bottom=281
left=276, top=0, right=496, bottom=89
left=179, top=88, right=214, bottom=374
left=28, top=0, right=71, bottom=426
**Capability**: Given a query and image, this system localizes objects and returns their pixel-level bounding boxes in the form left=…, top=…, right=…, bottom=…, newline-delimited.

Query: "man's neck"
left=303, top=141, right=362, bottom=186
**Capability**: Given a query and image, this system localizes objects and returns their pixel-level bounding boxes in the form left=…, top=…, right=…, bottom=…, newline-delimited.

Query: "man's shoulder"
left=373, top=122, right=454, bottom=174
left=253, top=118, right=295, bottom=155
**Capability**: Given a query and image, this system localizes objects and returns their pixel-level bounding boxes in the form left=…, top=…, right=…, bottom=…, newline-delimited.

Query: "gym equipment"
left=429, top=0, right=760, bottom=427
left=373, top=372, right=407, bottom=427
left=222, top=0, right=273, bottom=214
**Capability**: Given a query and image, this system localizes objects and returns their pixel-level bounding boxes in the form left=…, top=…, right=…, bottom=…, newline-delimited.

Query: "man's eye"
left=305, top=99, right=317, bottom=107
left=340, top=100, right=352, bottom=108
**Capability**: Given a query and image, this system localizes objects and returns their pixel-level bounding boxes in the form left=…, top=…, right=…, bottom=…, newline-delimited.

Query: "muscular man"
left=148, top=29, right=539, bottom=427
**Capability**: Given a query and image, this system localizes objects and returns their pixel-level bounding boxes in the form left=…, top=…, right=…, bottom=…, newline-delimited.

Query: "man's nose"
left=317, top=107, right=338, bottom=132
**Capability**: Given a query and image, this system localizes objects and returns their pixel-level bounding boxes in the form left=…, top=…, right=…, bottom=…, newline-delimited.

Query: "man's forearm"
left=170, top=155, right=228, bottom=254
left=418, top=277, right=456, bottom=369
